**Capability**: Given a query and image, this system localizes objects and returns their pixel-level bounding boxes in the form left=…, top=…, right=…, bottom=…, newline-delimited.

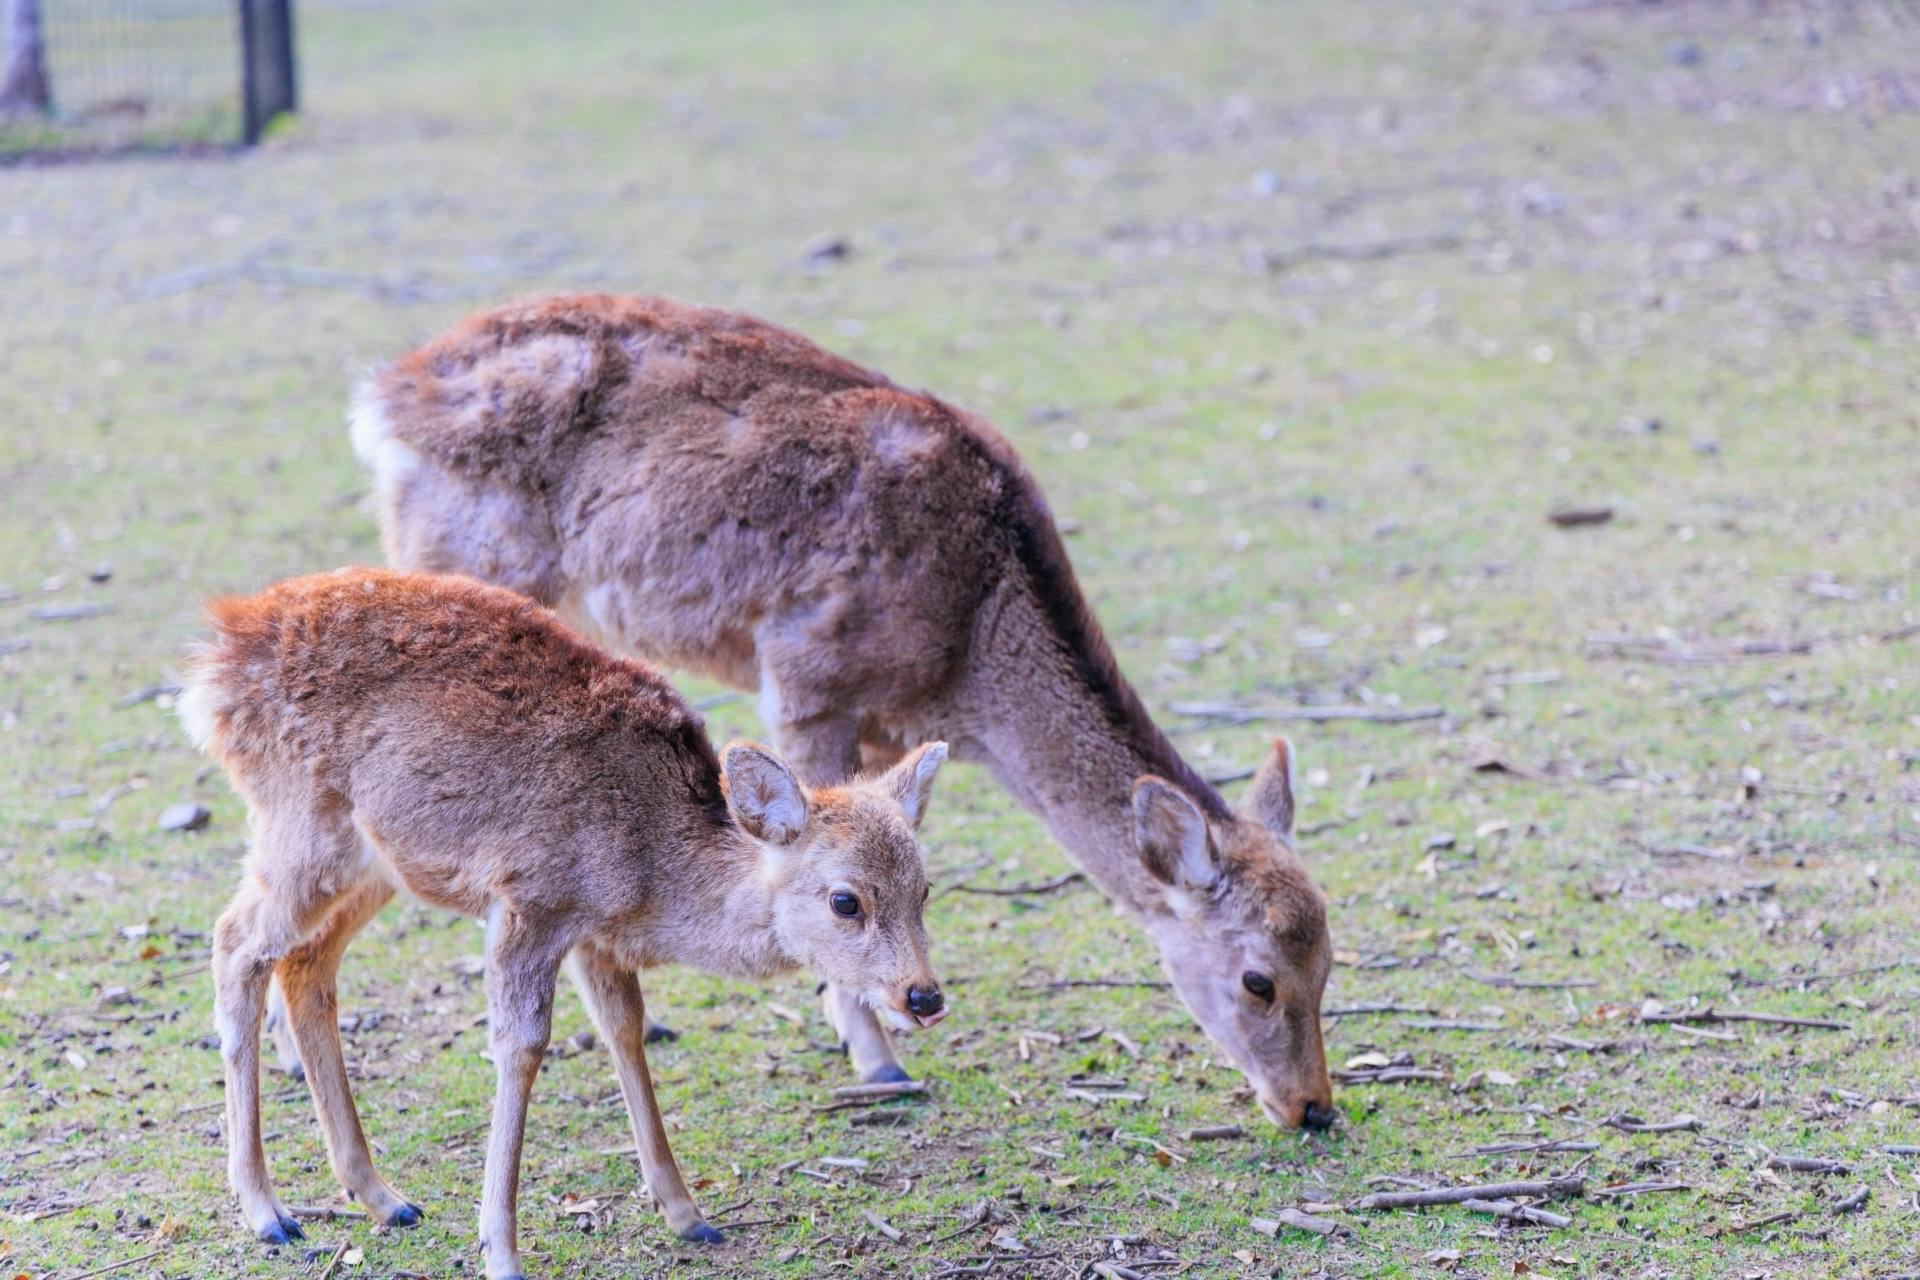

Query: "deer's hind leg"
left=275, top=874, right=420, bottom=1227
left=212, top=805, right=363, bottom=1243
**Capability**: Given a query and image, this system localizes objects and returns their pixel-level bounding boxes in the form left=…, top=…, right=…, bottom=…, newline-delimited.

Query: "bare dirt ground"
left=3, top=2, right=1918, bottom=1277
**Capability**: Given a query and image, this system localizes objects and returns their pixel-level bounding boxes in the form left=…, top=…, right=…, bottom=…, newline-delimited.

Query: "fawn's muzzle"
left=1302, top=1101, right=1338, bottom=1132
left=905, top=984, right=945, bottom=1026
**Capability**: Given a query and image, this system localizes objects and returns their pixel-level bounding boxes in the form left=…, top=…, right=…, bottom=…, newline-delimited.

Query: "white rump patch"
left=347, top=381, right=421, bottom=495
left=175, top=674, right=221, bottom=754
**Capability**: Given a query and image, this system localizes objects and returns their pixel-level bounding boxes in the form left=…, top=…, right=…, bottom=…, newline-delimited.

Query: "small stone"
left=158, top=802, right=211, bottom=832
left=801, top=234, right=852, bottom=266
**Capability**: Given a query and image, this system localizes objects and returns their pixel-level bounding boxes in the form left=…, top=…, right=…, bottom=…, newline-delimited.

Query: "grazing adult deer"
left=180, top=568, right=949, bottom=1276
left=348, top=293, right=1335, bottom=1129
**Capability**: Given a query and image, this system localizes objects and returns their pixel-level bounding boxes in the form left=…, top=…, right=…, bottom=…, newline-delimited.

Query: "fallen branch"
left=1462, top=969, right=1597, bottom=991
left=831, top=1080, right=927, bottom=1101
left=1739, top=959, right=1908, bottom=988
left=1460, top=1197, right=1573, bottom=1228
left=1639, top=1008, right=1848, bottom=1031
left=288, top=1204, right=367, bottom=1221
left=1461, top=1139, right=1600, bottom=1157
left=317, top=1242, right=350, bottom=1280
left=1251, top=1206, right=1341, bottom=1236
left=52, top=1251, right=164, bottom=1280
left=1354, top=1177, right=1584, bottom=1212
left=1333, top=1066, right=1446, bottom=1085
left=1170, top=700, right=1445, bottom=725
left=1183, top=1125, right=1246, bottom=1142
left=1591, top=1181, right=1691, bottom=1199
left=1605, top=1114, right=1700, bottom=1134
left=948, top=872, right=1084, bottom=897
left=863, top=1209, right=905, bottom=1243
left=1766, top=1152, right=1849, bottom=1175
left=1324, top=1002, right=1436, bottom=1019
left=1260, top=232, right=1464, bottom=275
left=1830, top=1186, right=1870, bottom=1214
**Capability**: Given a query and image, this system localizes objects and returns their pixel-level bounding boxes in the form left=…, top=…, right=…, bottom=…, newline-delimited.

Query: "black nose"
left=906, top=985, right=943, bottom=1017
left=1302, top=1101, right=1338, bottom=1131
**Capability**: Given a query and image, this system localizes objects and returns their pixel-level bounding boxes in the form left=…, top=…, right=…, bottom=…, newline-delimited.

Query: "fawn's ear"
left=1245, top=737, right=1296, bottom=841
left=1132, top=776, right=1218, bottom=894
left=723, top=742, right=808, bottom=846
left=881, top=741, right=948, bottom=829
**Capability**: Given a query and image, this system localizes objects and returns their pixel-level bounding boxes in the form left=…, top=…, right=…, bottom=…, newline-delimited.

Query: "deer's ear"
left=723, top=742, right=808, bottom=846
left=1132, top=776, right=1217, bottom=893
left=881, top=741, right=948, bottom=829
left=1245, top=737, right=1296, bottom=841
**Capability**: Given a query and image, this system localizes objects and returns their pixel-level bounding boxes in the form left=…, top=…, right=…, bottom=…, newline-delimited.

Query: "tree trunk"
left=0, top=0, right=50, bottom=116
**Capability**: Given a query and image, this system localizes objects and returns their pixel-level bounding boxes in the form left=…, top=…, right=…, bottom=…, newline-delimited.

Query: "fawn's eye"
left=830, top=891, right=861, bottom=918
left=1242, top=971, right=1275, bottom=1003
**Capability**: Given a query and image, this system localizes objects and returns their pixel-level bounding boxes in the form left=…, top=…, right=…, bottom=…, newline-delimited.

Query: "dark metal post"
left=240, top=0, right=295, bottom=144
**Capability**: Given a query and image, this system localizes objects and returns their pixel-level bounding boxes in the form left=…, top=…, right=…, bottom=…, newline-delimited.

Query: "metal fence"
left=3, top=0, right=293, bottom=150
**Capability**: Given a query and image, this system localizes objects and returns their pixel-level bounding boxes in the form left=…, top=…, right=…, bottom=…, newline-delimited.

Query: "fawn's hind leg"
left=276, top=876, right=420, bottom=1227
left=566, top=945, right=719, bottom=1243
left=213, top=814, right=360, bottom=1244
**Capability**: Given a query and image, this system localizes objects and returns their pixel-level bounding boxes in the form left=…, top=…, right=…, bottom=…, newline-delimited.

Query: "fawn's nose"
left=1302, top=1101, right=1338, bottom=1132
left=906, top=985, right=944, bottom=1018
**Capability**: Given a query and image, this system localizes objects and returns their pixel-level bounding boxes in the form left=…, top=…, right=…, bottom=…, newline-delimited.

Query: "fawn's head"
left=1133, top=739, right=1335, bottom=1131
left=724, top=741, right=950, bottom=1032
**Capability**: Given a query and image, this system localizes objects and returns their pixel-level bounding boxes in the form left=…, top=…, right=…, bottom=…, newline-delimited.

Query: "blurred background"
left=4, top=3, right=1918, bottom=1277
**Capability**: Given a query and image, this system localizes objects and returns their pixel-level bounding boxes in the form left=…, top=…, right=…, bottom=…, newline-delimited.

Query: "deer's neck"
left=964, top=581, right=1229, bottom=918
left=610, top=820, right=796, bottom=979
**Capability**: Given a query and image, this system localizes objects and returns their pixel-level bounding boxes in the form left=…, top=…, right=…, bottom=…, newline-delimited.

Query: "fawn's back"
left=181, top=568, right=726, bottom=921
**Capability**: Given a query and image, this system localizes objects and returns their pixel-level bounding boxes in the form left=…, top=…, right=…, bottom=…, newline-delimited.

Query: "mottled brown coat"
left=353, top=293, right=1333, bottom=1126
left=182, top=568, right=948, bottom=1275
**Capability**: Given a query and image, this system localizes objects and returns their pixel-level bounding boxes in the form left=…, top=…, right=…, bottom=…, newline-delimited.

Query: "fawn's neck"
left=609, top=818, right=795, bottom=979
left=966, top=582, right=1229, bottom=917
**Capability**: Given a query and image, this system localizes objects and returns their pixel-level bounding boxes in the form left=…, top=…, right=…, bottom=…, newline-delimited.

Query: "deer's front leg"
left=565, top=947, right=719, bottom=1243
left=822, top=982, right=910, bottom=1083
left=478, top=904, right=566, bottom=1280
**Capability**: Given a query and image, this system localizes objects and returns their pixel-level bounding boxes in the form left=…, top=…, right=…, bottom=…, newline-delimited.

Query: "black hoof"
left=643, top=1022, right=680, bottom=1044
left=679, top=1221, right=725, bottom=1245
left=284, top=1061, right=306, bottom=1083
left=862, top=1063, right=913, bottom=1085
left=384, top=1201, right=424, bottom=1228
left=257, top=1215, right=304, bottom=1245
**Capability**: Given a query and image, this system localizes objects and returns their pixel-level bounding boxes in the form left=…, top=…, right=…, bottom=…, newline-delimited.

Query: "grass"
left=3, top=1, right=1918, bottom=1277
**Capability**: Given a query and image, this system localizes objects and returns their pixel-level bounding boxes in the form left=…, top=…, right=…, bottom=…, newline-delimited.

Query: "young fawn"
left=347, top=293, right=1334, bottom=1129
left=180, top=569, right=949, bottom=1276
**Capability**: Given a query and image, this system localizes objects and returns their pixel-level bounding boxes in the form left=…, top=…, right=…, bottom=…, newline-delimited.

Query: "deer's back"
left=370, top=295, right=1047, bottom=716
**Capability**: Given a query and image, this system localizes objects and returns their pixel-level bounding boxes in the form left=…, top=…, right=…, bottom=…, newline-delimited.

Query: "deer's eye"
left=831, top=892, right=862, bottom=918
left=1242, top=971, right=1275, bottom=1003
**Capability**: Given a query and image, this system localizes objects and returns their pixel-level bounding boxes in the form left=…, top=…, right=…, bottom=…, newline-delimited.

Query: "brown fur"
left=353, top=293, right=1332, bottom=1125
left=182, top=568, right=948, bottom=1273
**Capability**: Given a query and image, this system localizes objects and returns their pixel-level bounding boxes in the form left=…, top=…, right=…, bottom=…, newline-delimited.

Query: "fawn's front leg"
left=477, top=904, right=566, bottom=1280
left=565, top=947, right=720, bottom=1242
